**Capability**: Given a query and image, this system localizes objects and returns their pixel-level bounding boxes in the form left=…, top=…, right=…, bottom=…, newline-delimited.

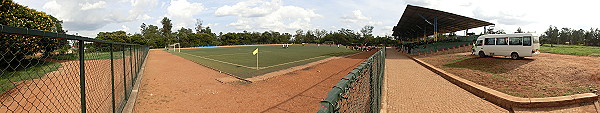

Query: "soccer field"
left=169, top=44, right=359, bottom=78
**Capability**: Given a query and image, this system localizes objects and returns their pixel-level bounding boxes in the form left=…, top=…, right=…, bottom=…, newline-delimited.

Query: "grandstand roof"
left=392, top=5, right=494, bottom=39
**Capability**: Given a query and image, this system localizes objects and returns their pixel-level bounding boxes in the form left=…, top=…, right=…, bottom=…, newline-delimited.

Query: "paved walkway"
left=383, top=48, right=507, bottom=112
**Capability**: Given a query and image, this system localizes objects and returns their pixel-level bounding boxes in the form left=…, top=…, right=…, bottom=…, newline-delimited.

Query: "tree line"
left=96, top=18, right=395, bottom=49
left=540, top=25, right=600, bottom=46
left=0, top=0, right=68, bottom=72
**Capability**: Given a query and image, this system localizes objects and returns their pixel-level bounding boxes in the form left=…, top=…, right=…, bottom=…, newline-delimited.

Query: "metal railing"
left=318, top=48, right=385, bottom=113
left=0, top=25, right=148, bottom=113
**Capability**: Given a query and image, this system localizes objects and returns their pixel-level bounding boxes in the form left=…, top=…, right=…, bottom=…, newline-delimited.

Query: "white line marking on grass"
left=179, top=52, right=257, bottom=69
left=180, top=52, right=327, bottom=70
left=204, top=51, right=272, bottom=57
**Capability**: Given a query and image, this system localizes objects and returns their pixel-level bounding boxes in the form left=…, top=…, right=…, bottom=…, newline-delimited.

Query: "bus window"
left=509, top=37, right=522, bottom=45
left=496, top=37, right=508, bottom=45
left=485, top=38, right=495, bottom=45
left=476, top=40, right=483, bottom=46
left=523, top=36, right=532, bottom=46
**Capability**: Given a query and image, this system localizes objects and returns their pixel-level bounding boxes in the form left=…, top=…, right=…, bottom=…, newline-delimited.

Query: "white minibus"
left=474, top=33, right=540, bottom=59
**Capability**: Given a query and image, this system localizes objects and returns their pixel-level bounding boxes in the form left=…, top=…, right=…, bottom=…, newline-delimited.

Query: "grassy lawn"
left=0, top=59, right=60, bottom=93
left=541, top=44, right=600, bottom=56
left=48, top=51, right=127, bottom=60
left=170, top=44, right=359, bottom=78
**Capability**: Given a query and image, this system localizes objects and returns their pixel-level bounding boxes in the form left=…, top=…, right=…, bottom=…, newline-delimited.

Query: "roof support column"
left=434, top=16, right=438, bottom=41
left=423, top=26, right=426, bottom=42
left=417, top=13, right=432, bottom=42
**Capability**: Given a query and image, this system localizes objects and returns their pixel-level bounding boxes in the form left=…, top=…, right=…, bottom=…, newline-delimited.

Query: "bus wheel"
left=479, top=51, right=486, bottom=57
left=511, top=53, right=520, bottom=60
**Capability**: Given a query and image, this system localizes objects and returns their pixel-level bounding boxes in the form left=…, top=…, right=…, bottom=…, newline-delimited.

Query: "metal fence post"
left=129, top=46, right=134, bottom=87
left=110, top=44, right=116, bottom=113
left=78, top=40, right=87, bottom=113
left=133, top=46, right=137, bottom=79
left=135, top=46, right=139, bottom=79
left=123, top=45, right=128, bottom=102
left=0, top=25, right=150, bottom=113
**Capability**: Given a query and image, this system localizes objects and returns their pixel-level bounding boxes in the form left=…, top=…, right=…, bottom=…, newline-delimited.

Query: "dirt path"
left=383, top=48, right=507, bottom=112
left=134, top=49, right=377, bottom=112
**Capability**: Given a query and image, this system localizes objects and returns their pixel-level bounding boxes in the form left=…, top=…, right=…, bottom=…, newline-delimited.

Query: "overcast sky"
left=13, top=0, right=600, bottom=38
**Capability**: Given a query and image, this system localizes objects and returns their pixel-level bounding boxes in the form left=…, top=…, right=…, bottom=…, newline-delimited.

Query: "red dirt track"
left=134, top=49, right=377, bottom=112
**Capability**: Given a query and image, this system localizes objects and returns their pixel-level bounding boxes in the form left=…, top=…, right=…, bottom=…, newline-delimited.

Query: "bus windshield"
left=476, top=40, right=483, bottom=46
left=533, top=36, right=540, bottom=44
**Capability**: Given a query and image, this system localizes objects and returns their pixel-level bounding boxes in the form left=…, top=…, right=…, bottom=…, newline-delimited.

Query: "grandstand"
left=392, top=4, right=494, bottom=55
left=408, top=35, right=478, bottom=54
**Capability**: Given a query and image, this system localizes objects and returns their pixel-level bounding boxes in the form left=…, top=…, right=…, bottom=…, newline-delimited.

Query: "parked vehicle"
left=474, top=33, right=541, bottom=59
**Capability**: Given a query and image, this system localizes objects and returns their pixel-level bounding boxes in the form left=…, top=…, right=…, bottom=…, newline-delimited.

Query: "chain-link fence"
left=0, top=25, right=148, bottom=113
left=318, top=48, right=385, bottom=113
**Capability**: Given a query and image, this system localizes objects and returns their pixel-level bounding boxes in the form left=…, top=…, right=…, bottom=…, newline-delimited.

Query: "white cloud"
left=215, top=0, right=322, bottom=32
left=129, top=0, right=158, bottom=20
left=40, top=0, right=157, bottom=37
left=340, top=10, right=383, bottom=27
left=164, top=0, right=206, bottom=30
left=205, top=23, right=219, bottom=28
left=120, top=25, right=130, bottom=32
left=80, top=1, right=107, bottom=10
left=215, top=0, right=281, bottom=17
left=136, top=14, right=152, bottom=20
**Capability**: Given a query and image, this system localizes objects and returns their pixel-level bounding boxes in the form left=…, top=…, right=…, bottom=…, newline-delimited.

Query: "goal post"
left=168, top=43, right=181, bottom=52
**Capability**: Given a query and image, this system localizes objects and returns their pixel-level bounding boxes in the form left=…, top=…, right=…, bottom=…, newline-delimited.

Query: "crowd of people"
left=350, top=45, right=375, bottom=51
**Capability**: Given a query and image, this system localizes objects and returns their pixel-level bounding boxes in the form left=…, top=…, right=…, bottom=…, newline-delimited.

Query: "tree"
left=540, top=25, right=600, bottom=46
left=130, top=34, right=146, bottom=45
left=515, top=27, right=524, bottom=33
left=1, top=0, right=68, bottom=72
left=141, top=24, right=163, bottom=48
left=305, top=30, right=317, bottom=43
left=175, top=27, right=194, bottom=47
left=559, top=28, right=572, bottom=44
left=314, top=29, right=327, bottom=42
left=360, top=25, right=374, bottom=37
left=541, top=26, right=559, bottom=44
left=195, top=18, right=203, bottom=33
left=486, top=27, right=506, bottom=34
left=360, top=25, right=375, bottom=44
left=160, top=17, right=173, bottom=46
left=96, top=31, right=129, bottom=43
left=294, top=29, right=305, bottom=43
left=220, top=33, right=241, bottom=45
left=94, top=31, right=130, bottom=51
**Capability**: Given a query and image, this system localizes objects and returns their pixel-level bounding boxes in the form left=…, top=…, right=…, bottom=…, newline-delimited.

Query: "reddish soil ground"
left=133, top=49, right=377, bottom=112
left=0, top=56, right=137, bottom=113
left=419, top=52, right=600, bottom=98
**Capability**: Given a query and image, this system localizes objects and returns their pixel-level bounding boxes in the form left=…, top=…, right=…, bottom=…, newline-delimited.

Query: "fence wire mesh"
left=318, top=48, right=385, bottom=113
left=0, top=25, right=148, bottom=113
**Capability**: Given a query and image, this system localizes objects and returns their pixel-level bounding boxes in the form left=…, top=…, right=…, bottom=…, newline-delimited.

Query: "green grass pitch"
left=169, top=44, right=360, bottom=78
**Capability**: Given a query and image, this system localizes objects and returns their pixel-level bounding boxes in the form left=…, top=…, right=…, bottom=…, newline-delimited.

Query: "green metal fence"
left=318, top=48, right=385, bottom=113
left=0, top=25, right=148, bottom=113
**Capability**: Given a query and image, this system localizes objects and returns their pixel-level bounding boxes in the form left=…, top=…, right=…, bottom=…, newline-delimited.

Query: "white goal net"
left=168, top=43, right=181, bottom=52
